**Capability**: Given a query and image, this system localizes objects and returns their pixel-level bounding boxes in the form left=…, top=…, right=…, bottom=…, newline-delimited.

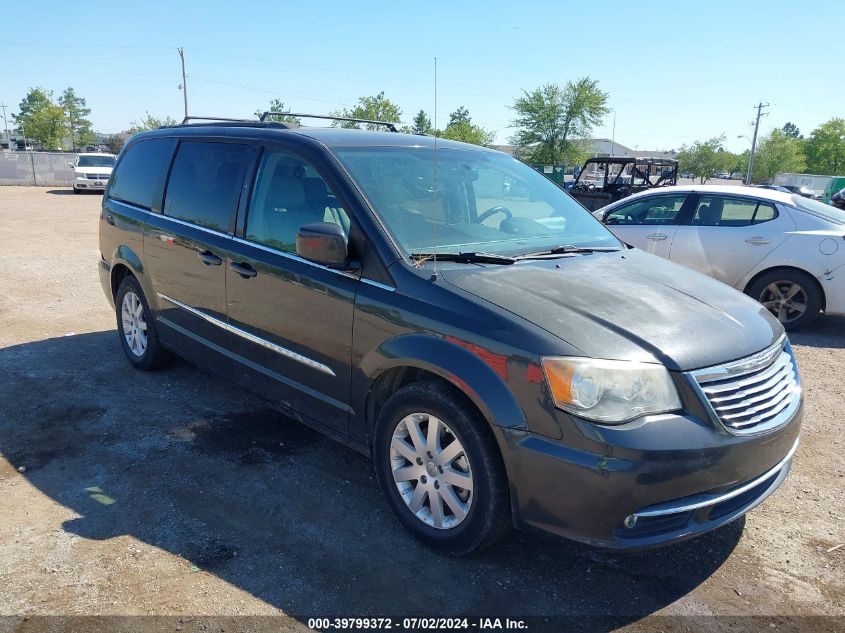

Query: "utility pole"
left=178, top=47, right=188, bottom=121
left=0, top=103, right=11, bottom=151
left=746, top=101, right=769, bottom=185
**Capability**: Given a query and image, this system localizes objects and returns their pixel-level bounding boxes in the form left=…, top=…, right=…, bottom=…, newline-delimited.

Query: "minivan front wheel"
left=373, top=381, right=511, bottom=555
left=747, top=269, right=821, bottom=330
left=115, top=276, right=171, bottom=370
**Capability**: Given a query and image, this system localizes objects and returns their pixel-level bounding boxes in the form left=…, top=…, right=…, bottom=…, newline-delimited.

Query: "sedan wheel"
left=121, top=290, right=148, bottom=357
left=759, top=281, right=808, bottom=326
left=390, top=413, right=473, bottom=530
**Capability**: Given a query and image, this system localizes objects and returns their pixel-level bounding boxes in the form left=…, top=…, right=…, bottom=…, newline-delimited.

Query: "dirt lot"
left=0, top=187, right=842, bottom=631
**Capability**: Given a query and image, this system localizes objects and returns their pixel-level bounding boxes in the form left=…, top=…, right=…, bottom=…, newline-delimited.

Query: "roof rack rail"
left=171, top=115, right=295, bottom=129
left=259, top=111, right=399, bottom=132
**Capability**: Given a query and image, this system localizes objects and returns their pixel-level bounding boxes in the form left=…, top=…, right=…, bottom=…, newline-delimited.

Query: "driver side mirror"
left=68, top=162, right=74, bottom=168
left=296, top=222, right=348, bottom=267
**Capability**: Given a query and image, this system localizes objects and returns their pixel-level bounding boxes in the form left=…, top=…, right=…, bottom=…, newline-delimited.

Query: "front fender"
left=359, top=333, right=528, bottom=433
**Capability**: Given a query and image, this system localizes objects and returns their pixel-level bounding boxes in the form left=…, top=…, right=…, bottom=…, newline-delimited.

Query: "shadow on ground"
left=790, top=314, right=845, bottom=349
left=0, top=331, right=745, bottom=628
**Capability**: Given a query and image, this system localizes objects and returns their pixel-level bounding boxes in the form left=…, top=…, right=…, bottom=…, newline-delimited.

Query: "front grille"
left=86, top=173, right=110, bottom=180
left=691, top=337, right=800, bottom=435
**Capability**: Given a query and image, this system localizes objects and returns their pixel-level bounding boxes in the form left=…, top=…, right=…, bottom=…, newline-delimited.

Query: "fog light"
left=623, top=514, right=638, bottom=529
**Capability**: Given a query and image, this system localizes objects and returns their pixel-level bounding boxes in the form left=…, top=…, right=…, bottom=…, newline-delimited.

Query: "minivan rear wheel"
left=373, top=381, right=511, bottom=555
left=747, top=269, right=821, bottom=331
left=115, top=276, right=171, bottom=370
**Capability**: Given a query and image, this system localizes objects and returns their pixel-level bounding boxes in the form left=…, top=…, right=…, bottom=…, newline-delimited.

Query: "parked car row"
left=593, top=185, right=845, bottom=329
left=99, top=119, right=802, bottom=555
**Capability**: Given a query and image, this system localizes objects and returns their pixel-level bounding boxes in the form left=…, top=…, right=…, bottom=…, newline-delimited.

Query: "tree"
left=781, top=122, right=802, bottom=139
left=58, top=87, right=95, bottom=150
left=104, top=134, right=127, bottom=155
left=330, top=92, right=401, bottom=130
left=12, top=87, right=67, bottom=150
left=439, top=120, right=495, bottom=146
left=411, top=110, right=433, bottom=135
left=510, top=78, right=609, bottom=165
left=804, top=118, right=845, bottom=175
left=127, top=112, right=178, bottom=134
left=433, top=107, right=494, bottom=147
left=448, top=106, right=471, bottom=127
left=751, top=130, right=806, bottom=182
left=676, top=135, right=731, bottom=183
left=254, top=99, right=301, bottom=124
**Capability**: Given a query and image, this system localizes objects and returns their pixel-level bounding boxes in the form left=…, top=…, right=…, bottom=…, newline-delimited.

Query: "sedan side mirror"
left=296, top=222, right=348, bottom=267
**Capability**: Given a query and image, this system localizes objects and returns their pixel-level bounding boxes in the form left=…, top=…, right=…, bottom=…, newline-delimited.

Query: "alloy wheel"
left=389, top=413, right=473, bottom=530
left=759, top=281, right=807, bottom=325
left=121, top=291, right=148, bottom=357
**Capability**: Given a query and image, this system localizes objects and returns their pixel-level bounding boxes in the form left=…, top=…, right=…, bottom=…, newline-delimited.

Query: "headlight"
left=541, top=357, right=681, bottom=423
left=76, top=172, right=88, bottom=179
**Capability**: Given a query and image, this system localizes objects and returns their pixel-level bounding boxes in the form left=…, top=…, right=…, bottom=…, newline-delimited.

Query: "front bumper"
left=499, top=399, right=802, bottom=549
left=74, top=178, right=108, bottom=190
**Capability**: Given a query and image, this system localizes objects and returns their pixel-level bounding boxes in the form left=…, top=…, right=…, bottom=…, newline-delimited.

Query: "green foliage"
left=12, top=87, right=67, bottom=150
left=781, top=122, right=802, bottom=139
left=510, top=78, right=609, bottom=165
left=411, top=110, right=433, bottom=135
left=676, top=136, right=731, bottom=183
left=438, top=120, right=495, bottom=147
left=448, top=106, right=470, bottom=127
left=330, top=92, right=401, bottom=130
left=126, top=112, right=178, bottom=134
left=804, top=118, right=845, bottom=175
left=751, top=129, right=806, bottom=183
left=104, top=134, right=126, bottom=155
left=254, top=99, right=301, bottom=124
left=58, top=87, right=94, bottom=150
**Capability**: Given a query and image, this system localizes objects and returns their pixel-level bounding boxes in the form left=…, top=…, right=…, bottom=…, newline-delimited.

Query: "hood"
left=441, top=249, right=782, bottom=371
left=75, top=166, right=113, bottom=175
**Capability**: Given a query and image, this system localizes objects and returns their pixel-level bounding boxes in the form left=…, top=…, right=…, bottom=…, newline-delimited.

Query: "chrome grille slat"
left=714, top=372, right=796, bottom=412
left=690, top=336, right=800, bottom=435
left=701, top=353, right=791, bottom=395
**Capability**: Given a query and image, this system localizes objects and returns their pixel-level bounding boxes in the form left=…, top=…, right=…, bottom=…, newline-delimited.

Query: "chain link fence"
left=0, top=151, right=76, bottom=186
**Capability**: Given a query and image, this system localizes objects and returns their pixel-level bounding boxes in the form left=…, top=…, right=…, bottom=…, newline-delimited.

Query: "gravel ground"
left=0, top=187, right=842, bottom=631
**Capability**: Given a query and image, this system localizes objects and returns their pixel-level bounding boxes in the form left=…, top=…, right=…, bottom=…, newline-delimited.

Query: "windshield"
left=334, top=146, right=620, bottom=256
left=791, top=194, right=845, bottom=225
left=77, top=155, right=115, bottom=168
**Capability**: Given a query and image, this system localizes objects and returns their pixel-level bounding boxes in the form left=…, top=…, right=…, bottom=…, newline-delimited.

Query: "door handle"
left=198, top=250, right=222, bottom=266
left=646, top=233, right=669, bottom=240
left=230, top=261, right=258, bottom=279
left=745, top=237, right=772, bottom=245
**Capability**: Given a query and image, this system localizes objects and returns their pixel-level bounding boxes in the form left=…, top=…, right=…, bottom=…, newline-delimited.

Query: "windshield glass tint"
left=334, top=147, right=619, bottom=255
left=791, top=194, right=845, bottom=225
left=78, top=155, right=115, bottom=168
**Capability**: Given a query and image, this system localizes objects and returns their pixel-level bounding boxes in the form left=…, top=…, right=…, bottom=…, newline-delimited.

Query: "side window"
left=163, top=141, right=250, bottom=232
left=692, top=196, right=777, bottom=227
left=245, top=149, right=350, bottom=253
left=605, top=194, right=687, bottom=225
left=108, top=138, right=177, bottom=210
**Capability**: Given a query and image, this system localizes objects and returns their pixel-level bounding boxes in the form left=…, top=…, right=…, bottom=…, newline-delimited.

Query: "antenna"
left=431, top=56, right=439, bottom=282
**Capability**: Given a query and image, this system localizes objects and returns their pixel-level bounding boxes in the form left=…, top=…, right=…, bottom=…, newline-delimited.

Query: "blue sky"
left=3, top=0, right=841, bottom=152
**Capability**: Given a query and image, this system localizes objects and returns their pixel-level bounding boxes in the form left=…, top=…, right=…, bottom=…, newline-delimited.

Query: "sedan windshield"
left=77, top=155, right=115, bottom=168
left=334, top=146, right=620, bottom=257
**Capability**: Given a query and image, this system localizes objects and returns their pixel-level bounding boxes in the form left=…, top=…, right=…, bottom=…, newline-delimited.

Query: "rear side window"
left=108, top=138, right=177, bottom=210
left=692, top=196, right=778, bottom=227
left=164, top=141, right=251, bottom=232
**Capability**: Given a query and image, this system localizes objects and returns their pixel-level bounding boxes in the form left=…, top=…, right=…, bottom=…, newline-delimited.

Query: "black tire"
left=72, top=187, right=81, bottom=194
left=115, top=276, right=171, bottom=370
left=747, top=269, right=822, bottom=331
left=373, top=381, right=511, bottom=556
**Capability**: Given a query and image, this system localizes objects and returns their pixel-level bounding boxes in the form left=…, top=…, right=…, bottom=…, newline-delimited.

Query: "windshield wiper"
left=516, top=244, right=623, bottom=259
left=410, top=251, right=517, bottom=265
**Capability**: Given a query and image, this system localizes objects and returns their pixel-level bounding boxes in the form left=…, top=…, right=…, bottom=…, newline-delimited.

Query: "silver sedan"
left=593, top=185, right=845, bottom=329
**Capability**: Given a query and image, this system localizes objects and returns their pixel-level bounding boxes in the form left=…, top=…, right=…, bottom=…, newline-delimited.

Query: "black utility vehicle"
left=570, top=156, right=678, bottom=211
left=99, top=114, right=802, bottom=555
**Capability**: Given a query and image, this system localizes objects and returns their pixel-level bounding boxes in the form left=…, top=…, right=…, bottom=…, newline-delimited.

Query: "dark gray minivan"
left=98, top=117, right=802, bottom=555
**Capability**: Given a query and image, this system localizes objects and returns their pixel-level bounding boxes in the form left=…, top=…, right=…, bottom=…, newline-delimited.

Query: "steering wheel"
left=477, top=206, right=513, bottom=224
